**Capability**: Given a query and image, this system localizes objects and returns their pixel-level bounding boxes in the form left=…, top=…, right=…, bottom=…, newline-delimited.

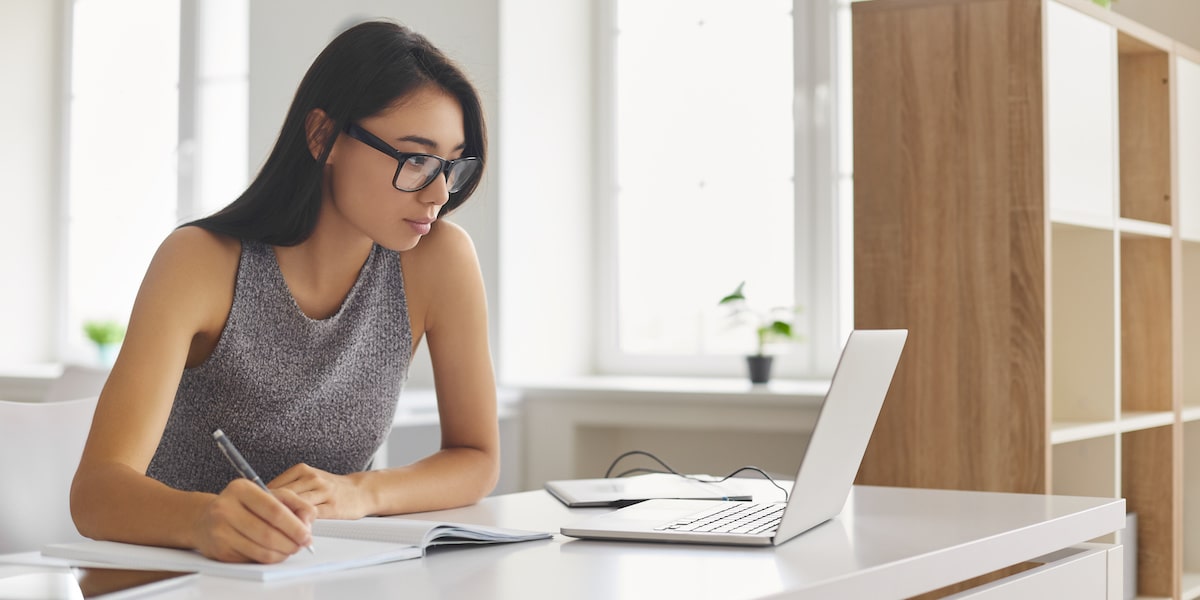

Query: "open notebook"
left=43, top=519, right=550, bottom=582
left=310, top=517, right=550, bottom=550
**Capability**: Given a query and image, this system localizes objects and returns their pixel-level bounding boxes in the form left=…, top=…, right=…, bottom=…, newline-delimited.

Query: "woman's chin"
left=377, top=234, right=423, bottom=253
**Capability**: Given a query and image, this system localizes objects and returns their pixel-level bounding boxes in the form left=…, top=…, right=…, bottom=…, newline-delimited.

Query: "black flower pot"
left=746, top=355, right=774, bottom=384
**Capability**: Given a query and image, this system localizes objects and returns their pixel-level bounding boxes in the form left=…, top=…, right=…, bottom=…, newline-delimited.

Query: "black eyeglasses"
left=344, top=123, right=481, bottom=193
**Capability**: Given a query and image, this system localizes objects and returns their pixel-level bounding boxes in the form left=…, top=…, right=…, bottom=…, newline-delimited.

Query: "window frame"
left=592, top=0, right=848, bottom=379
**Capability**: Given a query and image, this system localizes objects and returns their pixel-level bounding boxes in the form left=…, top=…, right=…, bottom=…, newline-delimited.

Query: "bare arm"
left=70, top=227, right=315, bottom=562
left=271, top=221, right=501, bottom=517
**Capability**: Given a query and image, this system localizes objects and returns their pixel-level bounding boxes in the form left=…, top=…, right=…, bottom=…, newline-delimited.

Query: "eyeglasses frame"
left=343, top=122, right=480, bottom=193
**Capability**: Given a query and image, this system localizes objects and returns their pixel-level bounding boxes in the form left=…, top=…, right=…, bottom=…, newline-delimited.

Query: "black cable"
left=612, top=467, right=672, bottom=479
left=604, top=450, right=683, bottom=478
left=603, top=449, right=790, bottom=501
left=697, top=466, right=791, bottom=501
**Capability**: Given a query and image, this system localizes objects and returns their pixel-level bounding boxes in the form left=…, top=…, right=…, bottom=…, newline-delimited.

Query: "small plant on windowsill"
left=718, top=282, right=802, bottom=384
left=83, top=319, right=125, bottom=367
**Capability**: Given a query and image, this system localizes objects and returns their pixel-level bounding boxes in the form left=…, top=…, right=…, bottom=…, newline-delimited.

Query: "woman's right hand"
left=192, top=478, right=317, bottom=563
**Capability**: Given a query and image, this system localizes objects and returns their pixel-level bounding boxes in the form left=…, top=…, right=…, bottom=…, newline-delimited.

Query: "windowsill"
left=394, top=387, right=523, bottom=427
left=0, top=363, right=64, bottom=380
left=397, top=378, right=830, bottom=427
left=510, top=375, right=830, bottom=407
left=0, top=363, right=65, bottom=403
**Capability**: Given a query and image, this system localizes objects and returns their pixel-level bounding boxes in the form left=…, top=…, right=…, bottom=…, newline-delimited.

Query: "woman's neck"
left=271, top=201, right=376, bottom=319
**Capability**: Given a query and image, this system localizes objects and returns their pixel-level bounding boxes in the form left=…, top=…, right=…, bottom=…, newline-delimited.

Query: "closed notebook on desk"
left=545, top=473, right=755, bottom=508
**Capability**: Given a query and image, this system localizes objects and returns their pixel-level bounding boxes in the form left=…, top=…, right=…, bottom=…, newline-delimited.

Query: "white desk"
left=0, top=485, right=1125, bottom=599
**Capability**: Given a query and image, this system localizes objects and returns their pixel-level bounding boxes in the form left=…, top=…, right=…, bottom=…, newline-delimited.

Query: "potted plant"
left=83, top=319, right=126, bottom=367
left=718, top=282, right=801, bottom=384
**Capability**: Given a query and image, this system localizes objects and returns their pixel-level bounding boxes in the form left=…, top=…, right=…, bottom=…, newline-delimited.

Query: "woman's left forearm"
left=355, top=445, right=500, bottom=516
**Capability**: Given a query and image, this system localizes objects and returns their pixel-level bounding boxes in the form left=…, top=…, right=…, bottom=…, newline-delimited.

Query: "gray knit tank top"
left=146, top=240, right=411, bottom=494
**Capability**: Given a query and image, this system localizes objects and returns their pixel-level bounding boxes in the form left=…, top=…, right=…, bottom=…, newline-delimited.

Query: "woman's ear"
left=304, top=108, right=337, bottom=161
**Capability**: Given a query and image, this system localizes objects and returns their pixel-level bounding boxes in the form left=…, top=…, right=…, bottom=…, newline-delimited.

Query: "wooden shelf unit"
left=851, top=0, right=1200, bottom=597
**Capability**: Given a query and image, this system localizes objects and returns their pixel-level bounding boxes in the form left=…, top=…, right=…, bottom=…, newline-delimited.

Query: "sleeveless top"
left=146, top=240, right=412, bottom=494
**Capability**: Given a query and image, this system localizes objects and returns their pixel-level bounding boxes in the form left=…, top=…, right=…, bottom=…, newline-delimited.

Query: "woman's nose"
left=418, top=173, right=450, bottom=206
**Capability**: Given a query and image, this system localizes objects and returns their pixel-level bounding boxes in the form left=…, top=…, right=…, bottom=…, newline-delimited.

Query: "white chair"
left=0, top=396, right=98, bottom=553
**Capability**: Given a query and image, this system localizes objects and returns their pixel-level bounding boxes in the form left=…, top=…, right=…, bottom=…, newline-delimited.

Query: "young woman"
left=70, top=20, right=499, bottom=564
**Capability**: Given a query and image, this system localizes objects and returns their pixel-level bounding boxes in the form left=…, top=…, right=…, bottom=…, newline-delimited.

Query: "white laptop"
left=560, top=329, right=907, bottom=547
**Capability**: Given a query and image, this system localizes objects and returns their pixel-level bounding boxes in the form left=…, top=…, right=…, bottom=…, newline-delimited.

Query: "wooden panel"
left=1186, top=243, right=1200, bottom=407
left=1118, top=45, right=1171, bottom=224
left=1183, top=422, right=1200, bottom=575
left=852, top=0, right=1046, bottom=493
left=1052, top=435, right=1117, bottom=497
left=1123, top=425, right=1179, bottom=598
left=1121, top=236, right=1172, bottom=411
left=1050, top=224, right=1116, bottom=423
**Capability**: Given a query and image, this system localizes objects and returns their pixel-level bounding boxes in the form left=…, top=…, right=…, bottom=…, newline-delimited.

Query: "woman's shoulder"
left=128, top=227, right=243, bottom=336
left=405, top=219, right=475, bottom=261
left=163, top=224, right=241, bottom=251
left=400, top=219, right=480, bottom=279
left=398, top=219, right=486, bottom=335
left=144, top=226, right=243, bottom=290
left=157, top=225, right=242, bottom=267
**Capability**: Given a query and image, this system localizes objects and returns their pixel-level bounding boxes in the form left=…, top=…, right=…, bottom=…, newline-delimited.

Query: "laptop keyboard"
left=655, top=502, right=785, bottom=535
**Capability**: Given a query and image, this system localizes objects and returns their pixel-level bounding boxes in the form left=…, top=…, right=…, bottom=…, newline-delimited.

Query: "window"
left=598, top=0, right=847, bottom=378
left=64, top=0, right=181, bottom=362
left=62, top=0, right=247, bottom=363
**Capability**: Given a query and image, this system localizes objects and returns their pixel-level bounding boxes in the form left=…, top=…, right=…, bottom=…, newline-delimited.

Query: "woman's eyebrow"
left=396, top=135, right=467, bottom=153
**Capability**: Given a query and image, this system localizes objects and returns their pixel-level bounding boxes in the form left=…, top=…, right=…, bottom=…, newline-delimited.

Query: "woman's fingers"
left=237, top=480, right=315, bottom=549
left=197, top=479, right=315, bottom=563
left=273, top=486, right=318, bottom=525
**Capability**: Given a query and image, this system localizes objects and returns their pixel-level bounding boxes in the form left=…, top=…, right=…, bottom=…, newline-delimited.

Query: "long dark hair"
left=189, top=20, right=487, bottom=245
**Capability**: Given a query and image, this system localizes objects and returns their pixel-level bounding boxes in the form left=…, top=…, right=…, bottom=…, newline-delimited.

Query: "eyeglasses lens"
left=395, top=156, right=480, bottom=193
left=446, top=160, right=480, bottom=193
left=396, top=156, right=440, bottom=192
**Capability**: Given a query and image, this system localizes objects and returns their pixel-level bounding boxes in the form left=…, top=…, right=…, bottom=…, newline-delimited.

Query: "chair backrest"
left=42, top=364, right=109, bottom=404
left=0, top=396, right=99, bottom=553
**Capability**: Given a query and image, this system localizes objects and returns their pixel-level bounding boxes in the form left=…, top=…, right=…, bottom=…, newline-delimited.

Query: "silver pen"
left=212, top=429, right=316, bottom=554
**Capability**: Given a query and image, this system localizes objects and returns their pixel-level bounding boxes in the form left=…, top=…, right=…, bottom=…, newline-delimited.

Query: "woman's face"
left=324, top=85, right=468, bottom=251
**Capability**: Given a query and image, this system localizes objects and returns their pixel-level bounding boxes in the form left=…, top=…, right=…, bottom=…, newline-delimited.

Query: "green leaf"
left=717, top=281, right=746, bottom=305
left=767, top=321, right=792, bottom=338
left=83, top=320, right=126, bottom=345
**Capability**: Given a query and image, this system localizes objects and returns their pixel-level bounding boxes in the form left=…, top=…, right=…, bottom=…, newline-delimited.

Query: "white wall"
left=0, top=0, right=60, bottom=364
left=248, top=1, right=501, bottom=388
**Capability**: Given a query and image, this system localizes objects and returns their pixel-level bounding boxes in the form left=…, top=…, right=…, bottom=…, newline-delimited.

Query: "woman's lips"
left=407, top=219, right=433, bottom=235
